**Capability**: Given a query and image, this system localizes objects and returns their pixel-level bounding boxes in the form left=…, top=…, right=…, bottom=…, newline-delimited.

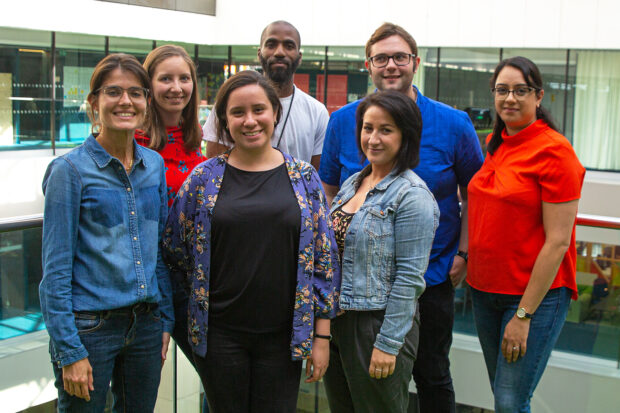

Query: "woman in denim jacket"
left=40, top=54, right=174, bottom=412
left=324, top=90, right=439, bottom=413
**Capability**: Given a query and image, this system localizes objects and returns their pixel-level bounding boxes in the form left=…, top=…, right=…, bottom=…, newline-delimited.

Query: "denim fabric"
left=318, top=86, right=483, bottom=286
left=162, top=151, right=340, bottom=360
left=471, top=287, right=571, bottom=413
left=332, top=167, right=439, bottom=355
left=40, top=135, right=174, bottom=367
left=52, top=305, right=163, bottom=412
left=193, top=326, right=302, bottom=413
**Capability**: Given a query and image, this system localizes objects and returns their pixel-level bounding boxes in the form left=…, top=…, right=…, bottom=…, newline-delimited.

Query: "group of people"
left=39, top=19, right=584, bottom=413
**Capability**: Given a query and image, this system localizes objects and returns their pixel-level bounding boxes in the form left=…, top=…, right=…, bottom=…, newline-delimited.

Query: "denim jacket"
left=40, top=135, right=174, bottom=367
left=162, top=151, right=341, bottom=360
left=332, top=166, right=439, bottom=355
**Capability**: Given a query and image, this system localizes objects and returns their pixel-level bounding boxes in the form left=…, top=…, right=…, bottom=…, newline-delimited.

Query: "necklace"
left=125, top=157, right=133, bottom=173
left=275, top=86, right=295, bottom=149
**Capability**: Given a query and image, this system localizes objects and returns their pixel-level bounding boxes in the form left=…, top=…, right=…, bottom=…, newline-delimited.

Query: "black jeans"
left=193, top=325, right=302, bottom=413
left=412, top=279, right=456, bottom=413
left=324, top=310, right=419, bottom=413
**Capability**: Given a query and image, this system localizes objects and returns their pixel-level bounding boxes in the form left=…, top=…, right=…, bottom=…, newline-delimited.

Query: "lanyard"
left=275, top=86, right=295, bottom=149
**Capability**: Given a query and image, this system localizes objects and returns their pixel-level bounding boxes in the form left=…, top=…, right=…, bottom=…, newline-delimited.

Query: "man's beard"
left=259, top=53, right=301, bottom=85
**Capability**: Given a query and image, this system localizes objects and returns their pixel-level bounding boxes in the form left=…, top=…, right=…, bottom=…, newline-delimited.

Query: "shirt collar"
left=85, top=134, right=147, bottom=169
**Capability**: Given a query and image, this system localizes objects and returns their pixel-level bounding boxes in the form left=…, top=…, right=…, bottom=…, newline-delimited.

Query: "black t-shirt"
left=209, top=162, right=301, bottom=333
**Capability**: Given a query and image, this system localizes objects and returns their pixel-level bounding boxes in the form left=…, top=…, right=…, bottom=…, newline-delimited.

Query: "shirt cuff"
left=56, top=345, right=89, bottom=368
left=374, top=333, right=403, bottom=356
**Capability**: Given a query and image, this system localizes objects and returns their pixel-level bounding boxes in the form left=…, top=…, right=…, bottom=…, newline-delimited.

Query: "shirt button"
left=140, top=285, right=145, bottom=289
left=136, top=261, right=141, bottom=265
left=126, top=187, right=131, bottom=192
left=133, top=237, right=137, bottom=241
left=131, top=211, right=135, bottom=215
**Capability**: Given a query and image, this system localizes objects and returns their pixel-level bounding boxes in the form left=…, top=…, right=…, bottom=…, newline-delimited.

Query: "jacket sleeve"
left=374, top=186, right=439, bottom=355
left=39, top=158, right=89, bottom=367
left=307, top=165, right=341, bottom=319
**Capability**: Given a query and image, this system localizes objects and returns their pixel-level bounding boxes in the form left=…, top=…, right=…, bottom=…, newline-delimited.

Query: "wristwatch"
left=516, top=307, right=533, bottom=320
left=456, top=250, right=468, bottom=263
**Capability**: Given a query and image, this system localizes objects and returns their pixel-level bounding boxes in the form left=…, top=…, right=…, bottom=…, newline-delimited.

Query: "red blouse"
left=135, top=126, right=207, bottom=206
left=467, top=120, right=585, bottom=299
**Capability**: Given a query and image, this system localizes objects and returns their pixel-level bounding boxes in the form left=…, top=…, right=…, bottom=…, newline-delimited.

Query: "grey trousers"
left=323, top=309, right=420, bottom=413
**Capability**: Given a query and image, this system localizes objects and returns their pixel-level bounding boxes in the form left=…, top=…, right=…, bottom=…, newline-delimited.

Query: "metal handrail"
left=0, top=214, right=43, bottom=233
left=577, top=213, right=620, bottom=230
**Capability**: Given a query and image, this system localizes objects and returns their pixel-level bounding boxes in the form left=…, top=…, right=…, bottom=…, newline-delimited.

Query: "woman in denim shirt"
left=163, top=70, right=340, bottom=412
left=40, top=54, right=174, bottom=412
left=324, top=91, right=439, bottom=413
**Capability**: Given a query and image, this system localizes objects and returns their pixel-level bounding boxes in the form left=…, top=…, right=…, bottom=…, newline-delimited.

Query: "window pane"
left=197, top=45, right=228, bottom=123
left=0, top=28, right=51, bottom=149
left=323, top=46, right=367, bottom=113
left=571, top=50, right=620, bottom=170
left=436, top=48, right=499, bottom=138
left=55, top=32, right=106, bottom=148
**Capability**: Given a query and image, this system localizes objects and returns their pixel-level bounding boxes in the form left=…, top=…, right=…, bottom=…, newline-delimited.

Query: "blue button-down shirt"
left=319, top=86, right=484, bottom=286
left=40, top=135, right=174, bottom=367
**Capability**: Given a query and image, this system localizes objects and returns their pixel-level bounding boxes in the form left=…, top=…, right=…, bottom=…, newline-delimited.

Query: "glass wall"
left=0, top=26, right=619, bottom=171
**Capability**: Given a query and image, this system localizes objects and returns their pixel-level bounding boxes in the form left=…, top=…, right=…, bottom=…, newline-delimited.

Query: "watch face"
left=517, top=308, right=525, bottom=318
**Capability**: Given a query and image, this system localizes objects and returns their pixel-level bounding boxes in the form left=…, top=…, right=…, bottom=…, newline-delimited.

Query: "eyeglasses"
left=368, top=53, right=416, bottom=68
left=491, top=86, right=538, bottom=100
left=95, top=86, right=149, bottom=101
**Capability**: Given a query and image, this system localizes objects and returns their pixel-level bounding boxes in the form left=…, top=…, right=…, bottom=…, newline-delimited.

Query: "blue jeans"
left=471, top=287, right=571, bottom=413
left=51, top=303, right=163, bottom=413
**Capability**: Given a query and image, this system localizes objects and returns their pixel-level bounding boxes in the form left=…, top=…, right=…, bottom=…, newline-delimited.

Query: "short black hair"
left=260, top=20, right=301, bottom=49
left=355, top=90, right=422, bottom=175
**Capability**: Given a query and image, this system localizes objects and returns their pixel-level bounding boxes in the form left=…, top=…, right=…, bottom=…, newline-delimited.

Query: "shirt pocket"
left=137, top=185, right=161, bottom=221
left=83, top=188, right=123, bottom=228
left=363, top=207, right=395, bottom=298
left=74, top=312, right=105, bottom=335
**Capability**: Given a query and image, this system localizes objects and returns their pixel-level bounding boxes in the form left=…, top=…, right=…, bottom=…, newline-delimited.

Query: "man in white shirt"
left=204, top=20, right=329, bottom=170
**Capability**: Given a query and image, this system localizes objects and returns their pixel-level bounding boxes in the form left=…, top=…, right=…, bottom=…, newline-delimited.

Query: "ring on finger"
left=512, top=346, right=519, bottom=351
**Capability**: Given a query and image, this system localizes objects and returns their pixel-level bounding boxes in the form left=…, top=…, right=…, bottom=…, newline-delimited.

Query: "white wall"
left=1, top=0, right=620, bottom=49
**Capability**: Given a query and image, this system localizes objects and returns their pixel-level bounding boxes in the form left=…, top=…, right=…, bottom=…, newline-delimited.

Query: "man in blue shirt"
left=319, top=23, right=483, bottom=413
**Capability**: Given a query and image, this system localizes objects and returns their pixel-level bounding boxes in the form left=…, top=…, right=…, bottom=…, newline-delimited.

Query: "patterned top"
left=331, top=208, right=354, bottom=260
left=162, top=151, right=341, bottom=360
left=135, top=126, right=207, bottom=206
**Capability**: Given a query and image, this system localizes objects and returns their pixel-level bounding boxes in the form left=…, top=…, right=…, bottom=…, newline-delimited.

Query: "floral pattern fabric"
left=331, top=208, right=354, bottom=260
left=162, top=151, right=340, bottom=360
left=135, top=126, right=207, bottom=206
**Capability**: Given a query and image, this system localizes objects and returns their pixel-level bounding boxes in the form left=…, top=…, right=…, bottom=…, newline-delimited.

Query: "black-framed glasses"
left=95, top=86, right=149, bottom=101
left=368, top=53, right=416, bottom=68
left=491, top=86, right=538, bottom=100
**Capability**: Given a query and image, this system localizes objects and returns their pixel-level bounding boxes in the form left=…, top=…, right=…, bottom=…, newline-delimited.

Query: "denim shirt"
left=40, top=135, right=174, bottom=367
left=162, top=151, right=341, bottom=360
left=332, top=166, right=439, bottom=355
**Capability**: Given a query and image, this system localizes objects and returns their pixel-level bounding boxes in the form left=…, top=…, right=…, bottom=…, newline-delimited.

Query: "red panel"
left=294, top=73, right=310, bottom=94
left=317, top=74, right=348, bottom=114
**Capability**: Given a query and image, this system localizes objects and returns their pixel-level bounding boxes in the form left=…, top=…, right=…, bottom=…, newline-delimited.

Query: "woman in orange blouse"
left=467, top=56, right=585, bottom=413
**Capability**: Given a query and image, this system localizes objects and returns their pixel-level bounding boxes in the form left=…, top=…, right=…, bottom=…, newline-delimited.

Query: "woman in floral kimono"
left=162, top=70, right=340, bottom=413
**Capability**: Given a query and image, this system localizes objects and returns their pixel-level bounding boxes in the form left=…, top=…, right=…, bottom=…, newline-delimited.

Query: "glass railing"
left=0, top=214, right=45, bottom=340
left=453, top=213, right=620, bottom=365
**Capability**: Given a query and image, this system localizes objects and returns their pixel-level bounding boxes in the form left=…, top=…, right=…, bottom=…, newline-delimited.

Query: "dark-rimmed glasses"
left=368, top=53, right=416, bottom=68
left=491, top=86, right=538, bottom=100
left=95, top=86, right=149, bottom=101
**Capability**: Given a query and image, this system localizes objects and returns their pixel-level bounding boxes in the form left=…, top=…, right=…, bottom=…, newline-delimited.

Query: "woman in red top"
left=135, top=45, right=207, bottom=375
left=467, top=56, right=585, bottom=413
left=136, top=45, right=206, bottom=207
